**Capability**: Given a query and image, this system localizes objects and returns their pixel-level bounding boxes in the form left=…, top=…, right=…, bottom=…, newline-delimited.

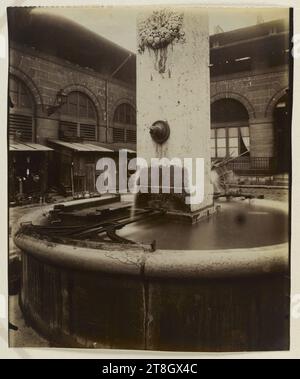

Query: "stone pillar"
left=36, top=117, right=59, bottom=145
left=99, top=125, right=107, bottom=143
left=136, top=8, right=214, bottom=220
left=249, top=118, right=274, bottom=158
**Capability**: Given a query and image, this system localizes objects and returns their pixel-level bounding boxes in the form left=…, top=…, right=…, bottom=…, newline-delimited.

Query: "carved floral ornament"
left=138, top=9, right=186, bottom=73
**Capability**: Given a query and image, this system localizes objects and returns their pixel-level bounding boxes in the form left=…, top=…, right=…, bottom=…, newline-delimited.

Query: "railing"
left=216, top=157, right=276, bottom=175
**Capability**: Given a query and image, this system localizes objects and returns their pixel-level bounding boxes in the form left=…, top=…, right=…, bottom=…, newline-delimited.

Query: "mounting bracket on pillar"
left=149, top=120, right=170, bottom=144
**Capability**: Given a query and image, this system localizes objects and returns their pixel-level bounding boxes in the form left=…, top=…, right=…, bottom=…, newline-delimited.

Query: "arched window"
left=9, top=75, right=35, bottom=142
left=60, top=91, right=97, bottom=141
left=210, top=99, right=250, bottom=158
left=114, top=103, right=136, bottom=124
left=113, top=103, right=136, bottom=143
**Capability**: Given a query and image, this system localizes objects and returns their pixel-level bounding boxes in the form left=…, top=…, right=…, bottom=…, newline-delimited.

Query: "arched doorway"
left=273, top=93, right=290, bottom=173
left=210, top=98, right=250, bottom=159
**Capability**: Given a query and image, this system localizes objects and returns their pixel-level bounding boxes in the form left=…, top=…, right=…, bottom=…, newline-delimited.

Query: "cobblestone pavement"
left=10, top=204, right=46, bottom=258
left=9, top=295, right=49, bottom=348
left=8, top=199, right=71, bottom=347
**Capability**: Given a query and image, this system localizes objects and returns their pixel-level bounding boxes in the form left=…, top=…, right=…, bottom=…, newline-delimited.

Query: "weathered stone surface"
left=137, top=9, right=213, bottom=213
left=9, top=45, right=136, bottom=147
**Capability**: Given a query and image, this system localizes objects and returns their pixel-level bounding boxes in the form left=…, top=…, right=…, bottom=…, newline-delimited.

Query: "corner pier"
left=136, top=9, right=214, bottom=221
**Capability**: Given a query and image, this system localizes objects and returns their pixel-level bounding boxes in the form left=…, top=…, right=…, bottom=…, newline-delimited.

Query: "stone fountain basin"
left=14, top=198, right=289, bottom=351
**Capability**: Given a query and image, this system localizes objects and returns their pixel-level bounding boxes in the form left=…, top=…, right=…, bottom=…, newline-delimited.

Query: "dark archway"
left=273, top=93, right=290, bottom=173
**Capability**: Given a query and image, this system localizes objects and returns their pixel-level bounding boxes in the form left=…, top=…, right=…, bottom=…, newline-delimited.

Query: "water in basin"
left=118, top=199, right=288, bottom=250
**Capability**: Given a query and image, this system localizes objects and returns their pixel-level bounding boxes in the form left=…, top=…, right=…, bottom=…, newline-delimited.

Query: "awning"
left=9, top=142, right=53, bottom=152
left=119, top=148, right=136, bottom=154
left=93, top=142, right=136, bottom=154
left=48, top=139, right=114, bottom=153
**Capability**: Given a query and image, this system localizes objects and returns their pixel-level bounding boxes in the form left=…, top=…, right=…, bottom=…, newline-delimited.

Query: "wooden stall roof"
left=9, top=142, right=54, bottom=152
left=94, top=142, right=136, bottom=154
left=48, top=140, right=114, bottom=153
left=119, top=148, right=136, bottom=154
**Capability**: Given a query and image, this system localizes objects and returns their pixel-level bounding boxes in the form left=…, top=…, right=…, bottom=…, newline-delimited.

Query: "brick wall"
left=211, top=67, right=289, bottom=157
left=9, top=44, right=136, bottom=149
left=9, top=43, right=289, bottom=159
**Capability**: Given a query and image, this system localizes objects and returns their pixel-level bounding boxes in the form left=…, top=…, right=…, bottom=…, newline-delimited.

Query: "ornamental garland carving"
left=138, top=9, right=186, bottom=73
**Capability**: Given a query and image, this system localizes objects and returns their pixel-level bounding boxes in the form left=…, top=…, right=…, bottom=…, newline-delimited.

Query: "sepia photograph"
left=7, top=4, right=292, bottom=352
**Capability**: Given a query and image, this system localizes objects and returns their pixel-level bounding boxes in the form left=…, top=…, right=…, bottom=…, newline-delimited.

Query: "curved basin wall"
left=15, top=200, right=290, bottom=351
